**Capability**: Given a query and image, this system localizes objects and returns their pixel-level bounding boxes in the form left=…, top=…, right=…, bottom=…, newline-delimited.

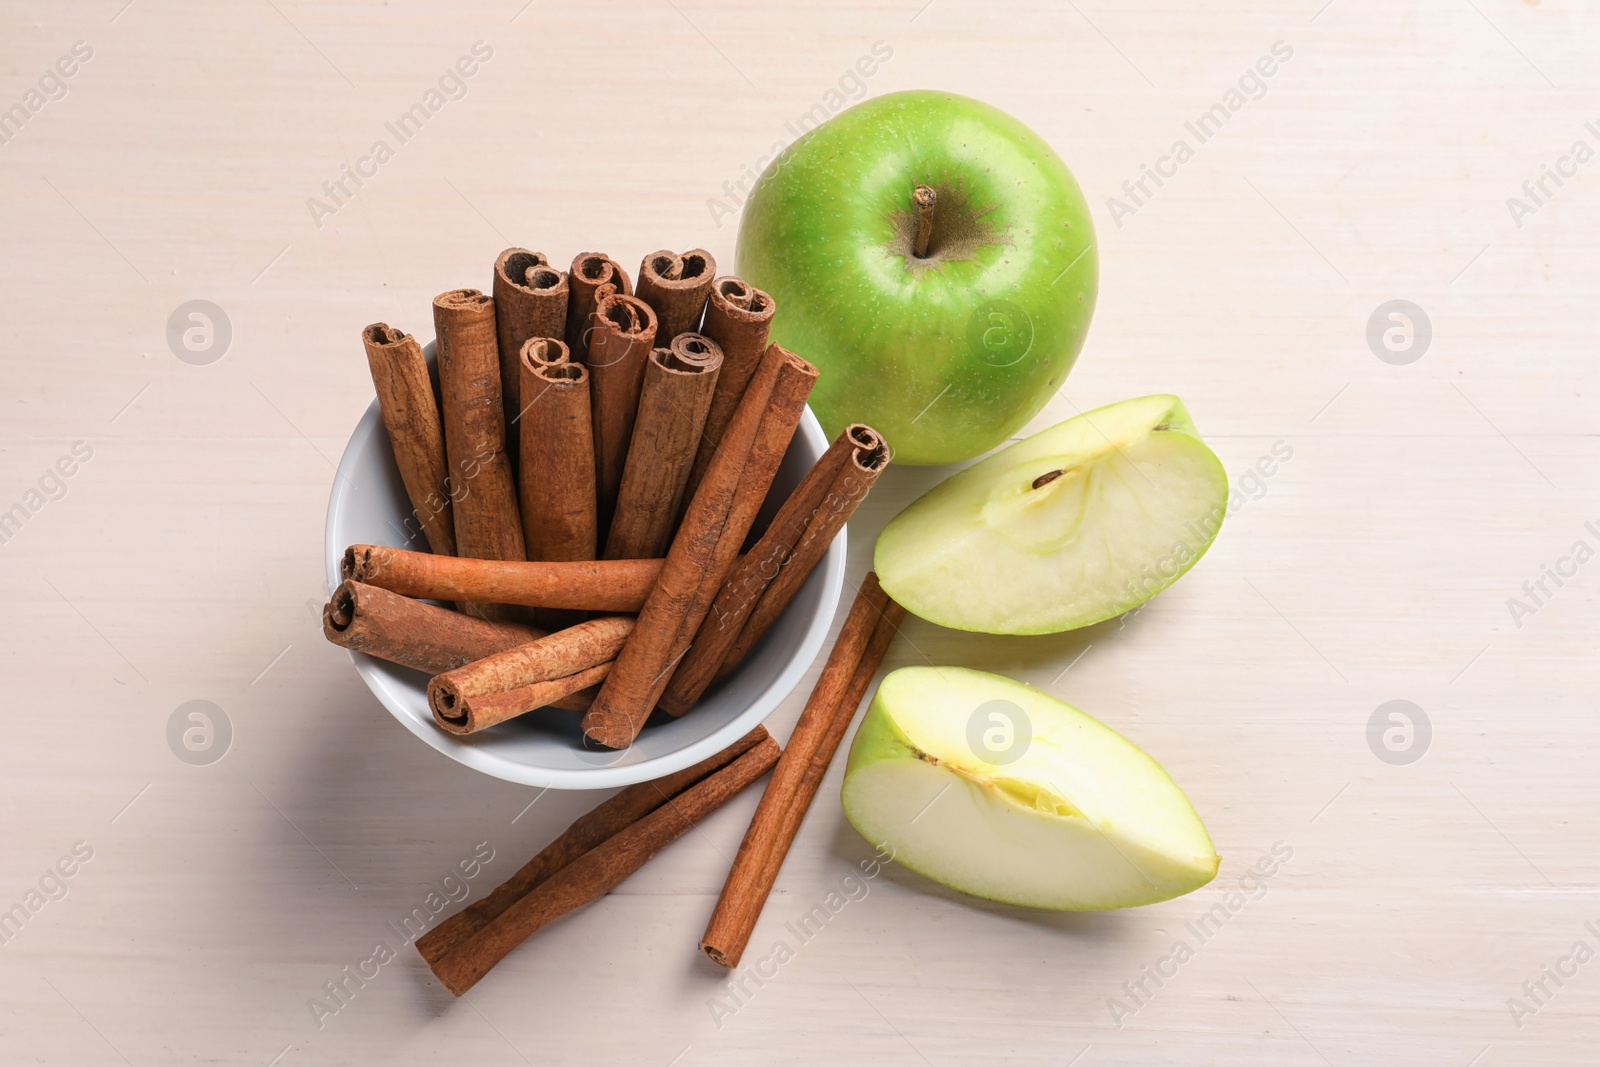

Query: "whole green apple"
left=735, top=90, right=1097, bottom=465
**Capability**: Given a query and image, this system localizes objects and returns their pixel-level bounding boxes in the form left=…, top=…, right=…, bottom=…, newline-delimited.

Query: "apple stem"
left=912, top=185, right=936, bottom=258
left=1032, top=469, right=1064, bottom=489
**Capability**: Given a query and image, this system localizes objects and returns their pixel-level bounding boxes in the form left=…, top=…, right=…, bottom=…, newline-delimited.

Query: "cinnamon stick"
left=425, top=731, right=782, bottom=995
left=343, top=544, right=662, bottom=613
left=602, top=335, right=722, bottom=561
left=659, top=424, right=888, bottom=716
left=524, top=334, right=570, bottom=370
left=684, top=277, right=775, bottom=501
left=322, top=579, right=542, bottom=673
left=321, top=580, right=594, bottom=711
left=429, top=616, right=633, bottom=734
left=518, top=341, right=597, bottom=564
left=564, top=252, right=631, bottom=361
left=432, top=663, right=611, bottom=735
left=587, top=287, right=659, bottom=536
left=361, top=323, right=456, bottom=557
left=434, top=288, right=526, bottom=618
left=635, top=248, right=716, bottom=344
left=492, top=249, right=568, bottom=466
left=717, top=424, right=888, bottom=678
left=416, top=725, right=773, bottom=965
left=700, top=573, right=905, bottom=968
left=581, top=344, right=818, bottom=749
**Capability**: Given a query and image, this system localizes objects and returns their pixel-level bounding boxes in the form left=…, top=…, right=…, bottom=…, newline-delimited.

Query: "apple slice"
left=841, top=666, right=1218, bottom=910
left=874, top=394, right=1228, bottom=634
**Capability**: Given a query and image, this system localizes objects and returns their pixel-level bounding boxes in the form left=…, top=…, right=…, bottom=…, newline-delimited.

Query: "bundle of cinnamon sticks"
left=332, top=244, right=908, bottom=995
left=328, top=247, right=891, bottom=746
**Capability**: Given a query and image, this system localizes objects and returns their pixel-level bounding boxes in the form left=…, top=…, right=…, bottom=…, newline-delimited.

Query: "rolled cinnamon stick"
left=587, top=287, right=659, bottom=534
left=659, top=424, right=888, bottom=716
left=322, top=579, right=543, bottom=674
left=754, top=598, right=903, bottom=862
left=718, top=424, right=889, bottom=678
left=685, top=277, right=775, bottom=501
left=416, top=725, right=773, bottom=966
left=564, top=252, right=631, bottom=361
left=361, top=323, right=456, bottom=557
left=603, top=335, right=723, bottom=561
left=581, top=344, right=818, bottom=749
left=700, top=573, right=905, bottom=968
left=431, top=663, right=611, bottom=734
left=434, top=288, right=527, bottom=618
left=428, top=616, right=634, bottom=734
left=323, top=580, right=595, bottom=712
left=343, top=544, right=662, bottom=613
left=525, top=334, right=570, bottom=369
left=518, top=342, right=597, bottom=564
left=425, top=731, right=782, bottom=995
left=493, top=249, right=568, bottom=465
left=635, top=248, right=716, bottom=344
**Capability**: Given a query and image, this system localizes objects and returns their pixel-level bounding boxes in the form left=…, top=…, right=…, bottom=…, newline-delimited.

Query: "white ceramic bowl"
left=325, top=345, right=843, bottom=790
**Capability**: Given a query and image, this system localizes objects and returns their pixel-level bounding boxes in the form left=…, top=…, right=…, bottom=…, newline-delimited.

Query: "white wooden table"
left=2, top=1, right=1594, bottom=1063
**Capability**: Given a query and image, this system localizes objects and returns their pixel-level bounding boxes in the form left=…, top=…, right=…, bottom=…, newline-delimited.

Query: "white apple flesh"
left=841, top=666, right=1218, bottom=910
left=874, top=394, right=1229, bottom=634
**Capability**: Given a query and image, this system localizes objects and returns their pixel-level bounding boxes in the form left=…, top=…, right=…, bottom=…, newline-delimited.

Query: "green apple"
left=875, top=394, right=1227, bottom=634
left=841, top=666, right=1218, bottom=910
left=735, top=90, right=1097, bottom=465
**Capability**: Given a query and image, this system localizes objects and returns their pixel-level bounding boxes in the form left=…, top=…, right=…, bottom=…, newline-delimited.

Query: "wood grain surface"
left=0, top=1, right=1594, bottom=1063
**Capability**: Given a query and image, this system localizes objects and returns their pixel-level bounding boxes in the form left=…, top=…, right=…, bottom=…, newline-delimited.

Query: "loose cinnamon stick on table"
left=581, top=344, right=818, bottom=750
left=429, top=616, right=634, bottom=734
left=701, top=573, right=906, bottom=968
left=434, top=288, right=527, bottom=617
left=416, top=725, right=773, bottom=966
left=659, top=424, right=889, bottom=716
left=518, top=340, right=597, bottom=564
left=587, top=287, right=659, bottom=535
left=685, top=277, right=776, bottom=502
left=492, top=249, right=568, bottom=466
left=321, top=580, right=595, bottom=711
left=425, top=730, right=782, bottom=996
left=603, top=334, right=723, bottom=561
left=564, top=252, right=631, bottom=361
left=361, top=323, right=456, bottom=557
left=635, top=248, right=716, bottom=344
left=343, top=544, right=663, bottom=613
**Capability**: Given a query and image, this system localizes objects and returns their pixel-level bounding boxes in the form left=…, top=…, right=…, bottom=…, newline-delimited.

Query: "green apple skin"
left=735, top=90, right=1097, bottom=466
left=874, top=394, right=1229, bottom=635
left=841, top=667, right=1219, bottom=911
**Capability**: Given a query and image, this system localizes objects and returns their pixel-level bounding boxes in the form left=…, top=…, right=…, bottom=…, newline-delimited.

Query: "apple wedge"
left=874, top=394, right=1228, bottom=634
left=841, top=666, right=1218, bottom=910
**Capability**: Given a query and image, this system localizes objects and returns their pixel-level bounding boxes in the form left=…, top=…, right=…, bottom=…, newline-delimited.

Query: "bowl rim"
left=324, top=394, right=844, bottom=790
